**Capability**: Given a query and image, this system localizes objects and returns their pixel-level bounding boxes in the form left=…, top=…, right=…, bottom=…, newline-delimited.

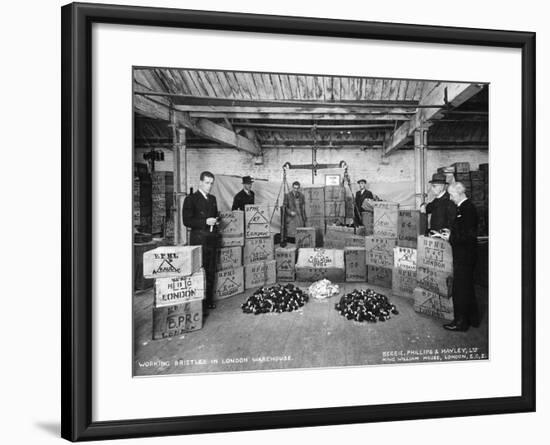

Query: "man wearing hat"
left=354, top=179, right=374, bottom=226
left=232, top=176, right=255, bottom=211
left=420, top=173, right=457, bottom=233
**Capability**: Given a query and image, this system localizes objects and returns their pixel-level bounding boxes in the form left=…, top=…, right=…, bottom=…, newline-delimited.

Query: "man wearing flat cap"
left=232, top=175, right=255, bottom=211
left=420, top=173, right=457, bottom=234
left=354, top=179, right=374, bottom=226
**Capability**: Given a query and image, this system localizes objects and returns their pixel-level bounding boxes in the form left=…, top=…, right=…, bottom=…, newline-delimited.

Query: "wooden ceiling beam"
left=233, top=123, right=395, bottom=130
left=383, top=83, right=485, bottom=156
left=134, top=89, right=421, bottom=108
left=188, top=112, right=412, bottom=121
left=176, top=105, right=416, bottom=114
left=133, top=95, right=259, bottom=156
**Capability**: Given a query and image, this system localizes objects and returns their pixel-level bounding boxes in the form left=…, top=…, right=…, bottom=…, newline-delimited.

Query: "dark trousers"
left=452, top=258, right=479, bottom=326
left=190, top=230, right=219, bottom=305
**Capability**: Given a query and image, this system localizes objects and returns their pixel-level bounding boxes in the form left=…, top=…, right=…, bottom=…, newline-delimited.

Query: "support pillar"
left=172, top=111, right=187, bottom=245
left=414, top=124, right=429, bottom=209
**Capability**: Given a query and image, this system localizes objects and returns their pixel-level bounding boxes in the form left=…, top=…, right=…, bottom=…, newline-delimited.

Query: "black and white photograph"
left=132, top=68, right=489, bottom=377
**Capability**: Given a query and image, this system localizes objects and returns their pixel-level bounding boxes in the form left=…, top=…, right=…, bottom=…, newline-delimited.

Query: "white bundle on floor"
left=308, top=279, right=340, bottom=300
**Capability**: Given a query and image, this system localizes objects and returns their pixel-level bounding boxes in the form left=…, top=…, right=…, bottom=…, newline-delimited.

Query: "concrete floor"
left=133, top=282, right=488, bottom=377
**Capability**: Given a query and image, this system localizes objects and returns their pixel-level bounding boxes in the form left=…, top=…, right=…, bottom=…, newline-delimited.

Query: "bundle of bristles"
left=335, top=289, right=398, bottom=322
left=241, top=283, right=308, bottom=314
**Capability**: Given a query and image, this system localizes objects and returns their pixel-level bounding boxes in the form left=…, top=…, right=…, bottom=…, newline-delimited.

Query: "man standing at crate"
left=354, top=179, right=374, bottom=226
left=420, top=173, right=457, bottom=234
left=182, top=171, right=220, bottom=313
left=283, top=181, right=307, bottom=243
left=439, top=182, right=480, bottom=331
left=232, top=175, right=255, bottom=211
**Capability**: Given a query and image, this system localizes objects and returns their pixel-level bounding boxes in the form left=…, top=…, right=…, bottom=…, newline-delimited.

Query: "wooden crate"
left=345, top=235, right=366, bottom=248
left=296, top=227, right=317, bottom=248
left=397, top=210, right=426, bottom=248
left=219, top=210, right=244, bottom=247
left=152, top=300, right=203, bottom=340
left=143, top=245, right=202, bottom=279
left=413, top=287, right=454, bottom=321
left=216, top=246, right=243, bottom=271
left=244, top=260, right=277, bottom=290
left=365, top=236, right=398, bottom=268
left=417, top=236, right=453, bottom=274
left=361, top=210, right=374, bottom=235
left=344, top=247, right=367, bottom=282
left=214, top=266, right=244, bottom=300
left=324, top=200, right=346, bottom=217
left=416, top=266, right=453, bottom=298
left=295, top=266, right=346, bottom=282
left=324, top=185, right=345, bottom=202
left=393, top=246, right=417, bottom=271
left=392, top=267, right=417, bottom=299
left=367, top=265, right=392, bottom=289
left=244, top=205, right=272, bottom=238
left=470, top=170, right=486, bottom=181
left=303, top=186, right=325, bottom=202
left=134, top=240, right=158, bottom=290
left=275, top=245, right=297, bottom=282
left=452, top=162, right=470, bottom=173
left=304, top=218, right=325, bottom=245
left=295, top=248, right=345, bottom=282
left=324, top=225, right=355, bottom=249
left=154, top=269, right=205, bottom=308
left=303, top=187, right=325, bottom=218
left=243, top=236, right=275, bottom=264
left=373, top=201, right=399, bottom=238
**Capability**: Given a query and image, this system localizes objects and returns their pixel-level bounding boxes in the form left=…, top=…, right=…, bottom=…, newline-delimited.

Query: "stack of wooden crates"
left=439, top=162, right=489, bottom=236
left=142, top=245, right=205, bottom=339
left=243, top=204, right=276, bottom=290
left=214, top=210, right=245, bottom=300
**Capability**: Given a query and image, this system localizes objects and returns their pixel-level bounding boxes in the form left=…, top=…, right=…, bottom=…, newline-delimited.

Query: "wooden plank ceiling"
left=134, top=68, right=488, bottom=153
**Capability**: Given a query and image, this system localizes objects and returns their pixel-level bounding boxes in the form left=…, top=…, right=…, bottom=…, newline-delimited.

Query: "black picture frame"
left=61, top=2, right=536, bottom=441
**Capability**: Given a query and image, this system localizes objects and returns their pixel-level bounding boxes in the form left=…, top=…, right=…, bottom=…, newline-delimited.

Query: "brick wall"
left=136, top=146, right=488, bottom=193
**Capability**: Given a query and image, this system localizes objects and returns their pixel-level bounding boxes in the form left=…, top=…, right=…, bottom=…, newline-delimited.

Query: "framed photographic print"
left=61, top=2, right=536, bottom=441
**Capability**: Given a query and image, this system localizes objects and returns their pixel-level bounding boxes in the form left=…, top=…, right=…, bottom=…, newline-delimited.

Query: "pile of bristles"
left=335, top=288, right=398, bottom=322
left=241, top=283, right=308, bottom=314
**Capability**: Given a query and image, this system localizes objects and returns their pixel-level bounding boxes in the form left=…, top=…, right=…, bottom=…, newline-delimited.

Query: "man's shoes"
left=443, top=322, right=469, bottom=332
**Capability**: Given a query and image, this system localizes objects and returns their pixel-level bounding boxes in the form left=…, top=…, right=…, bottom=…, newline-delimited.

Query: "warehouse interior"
left=133, top=68, right=489, bottom=376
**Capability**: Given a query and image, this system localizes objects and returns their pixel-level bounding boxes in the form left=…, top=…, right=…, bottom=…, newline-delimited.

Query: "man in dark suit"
left=232, top=176, right=255, bottom=211
left=421, top=173, right=457, bottom=233
left=354, top=179, right=374, bottom=226
left=441, top=181, right=480, bottom=332
left=182, top=171, right=220, bottom=313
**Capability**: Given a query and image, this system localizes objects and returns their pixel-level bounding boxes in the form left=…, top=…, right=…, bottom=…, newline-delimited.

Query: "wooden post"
left=414, top=125, right=429, bottom=209
left=177, top=128, right=187, bottom=245
left=172, top=110, right=187, bottom=245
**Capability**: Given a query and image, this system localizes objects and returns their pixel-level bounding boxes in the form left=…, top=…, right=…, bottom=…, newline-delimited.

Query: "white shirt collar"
left=457, top=197, right=468, bottom=207
left=436, top=190, right=446, bottom=199
left=199, top=189, right=209, bottom=199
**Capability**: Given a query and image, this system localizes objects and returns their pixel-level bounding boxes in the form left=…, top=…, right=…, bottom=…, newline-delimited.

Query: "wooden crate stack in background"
left=151, top=171, right=173, bottom=236
left=323, top=185, right=345, bottom=227
left=134, top=163, right=152, bottom=234
left=435, top=162, right=489, bottom=236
